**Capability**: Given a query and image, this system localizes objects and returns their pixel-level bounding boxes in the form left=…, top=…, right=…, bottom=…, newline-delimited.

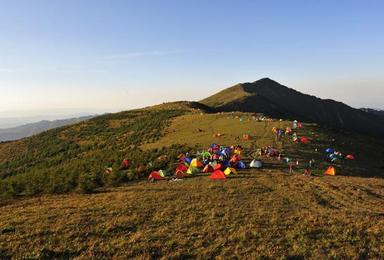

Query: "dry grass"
left=1, top=169, right=383, bottom=259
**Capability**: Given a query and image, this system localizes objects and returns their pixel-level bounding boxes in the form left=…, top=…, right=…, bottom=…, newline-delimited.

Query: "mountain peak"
left=253, top=77, right=278, bottom=84
left=200, top=80, right=384, bottom=136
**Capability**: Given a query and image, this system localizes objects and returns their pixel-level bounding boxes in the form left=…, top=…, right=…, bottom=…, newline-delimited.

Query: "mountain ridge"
left=0, top=115, right=94, bottom=142
left=201, top=78, right=384, bottom=137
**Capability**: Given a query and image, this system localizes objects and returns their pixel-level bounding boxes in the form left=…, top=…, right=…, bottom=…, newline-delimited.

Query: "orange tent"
left=324, top=166, right=336, bottom=176
left=210, top=170, right=226, bottom=180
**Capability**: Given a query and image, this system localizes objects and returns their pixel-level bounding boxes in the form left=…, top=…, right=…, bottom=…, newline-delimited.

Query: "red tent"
left=213, top=163, right=222, bottom=171
left=299, top=137, right=310, bottom=144
left=175, top=170, right=186, bottom=178
left=176, top=164, right=188, bottom=173
left=230, top=154, right=240, bottom=164
left=148, top=171, right=162, bottom=181
left=210, top=170, right=226, bottom=180
left=121, top=159, right=130, bottom=169
left=346, top=154, right=355, bottom=160
left=203, top=164, right=214, bottom=173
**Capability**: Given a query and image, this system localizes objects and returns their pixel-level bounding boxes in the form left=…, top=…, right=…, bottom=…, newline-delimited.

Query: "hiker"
left=309, top=159, right=315, bottom=168
left=304, top=168, right=311, bottom=176
left=292, top=132, right=298, bottom=142
left=289, top=163, right=294, bottom=174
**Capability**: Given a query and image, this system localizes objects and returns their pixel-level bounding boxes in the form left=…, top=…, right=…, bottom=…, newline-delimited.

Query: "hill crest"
left=201, top=78, right=384, bottom=137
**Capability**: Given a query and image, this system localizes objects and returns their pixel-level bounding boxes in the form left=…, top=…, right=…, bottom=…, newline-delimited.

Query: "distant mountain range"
left=360, top=108, right=384, bottom=117
left=0, top=116, right=94, bottom=142
left=201, top=78, right=384, bottom=137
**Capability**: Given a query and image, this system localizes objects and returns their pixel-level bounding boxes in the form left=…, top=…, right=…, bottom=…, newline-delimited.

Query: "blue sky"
left=0, top=0, right=383, bottom=117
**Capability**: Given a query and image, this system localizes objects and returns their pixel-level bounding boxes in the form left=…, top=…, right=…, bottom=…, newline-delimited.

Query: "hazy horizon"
left=1, top=1, right=384, bottom=116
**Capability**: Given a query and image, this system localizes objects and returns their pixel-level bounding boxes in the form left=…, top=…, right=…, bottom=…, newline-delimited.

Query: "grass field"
left=142, top=113, right=288, bottom=150
left=1, top=170, right=384, bottom=259
left=1, top=109, right=384, bottom=259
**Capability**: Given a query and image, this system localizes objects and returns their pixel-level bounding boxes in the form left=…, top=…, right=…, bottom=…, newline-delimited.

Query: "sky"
left=0, top=0, right=384, bottom=119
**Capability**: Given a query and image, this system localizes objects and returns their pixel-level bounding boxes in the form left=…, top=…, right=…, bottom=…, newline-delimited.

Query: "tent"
left=191, top=159, right=204, bottom=168
left=230, top=154, right=240, bottom=164
left=200, top=151, right=212, bottom=160
left=222, top=160, right=231, bottom=168
left=224, top=167, right=237, bottom=176
left=325, top=148, right=334, bottom=154
left=148, top=171, right=162, bottom=181
left=213, top=163, right=222, bottom=171
left=184, top=157, right=192, bottom=165
left=187, top=166, right=200, bottom=175
left=210, top=170, right=226, bottom=180
left=299, top=137, right=310, bottom=144
left=175, top=170, right=186, bottom=178
left=237, top=161, right=247, bottom=169
left=159, top=170, right=169, bottom=178
left=203, top=164, right=214, bottom=173
left=250, top=159, right=263, bottom=169
left=234, top=148, right=242, bottom=155
left=176, top=164, right=188, bottom=173
left=346, top=154, right=355, bottom=160
left=324, top=166, right=336, bottom=176
left=121, top=159, right=130, bottom=169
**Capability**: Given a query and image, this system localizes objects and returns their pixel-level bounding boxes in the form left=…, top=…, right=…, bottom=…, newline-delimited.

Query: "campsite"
left=1, top=101, right=384, bottom=258
left=1, top=1, right=384, bottom=258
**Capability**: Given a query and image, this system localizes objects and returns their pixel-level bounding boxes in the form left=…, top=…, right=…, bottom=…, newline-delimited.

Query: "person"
left=309, top=159, right=315, bottom=168
left=304, top=168, right=311, bottom=176
left=292, top=132, right=298, bottom=142
left=289, top=163, right=294, bottom=174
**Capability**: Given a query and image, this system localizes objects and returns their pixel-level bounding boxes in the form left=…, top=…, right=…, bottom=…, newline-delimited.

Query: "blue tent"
left=325, top=148, right=334, bottom=154
left=184, top=157, right=192, bottom=165
left=237, top=161, right=246, bottom=169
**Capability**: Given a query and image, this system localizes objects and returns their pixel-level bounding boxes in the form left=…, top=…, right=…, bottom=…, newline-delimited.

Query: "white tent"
left=250, top=159, right=263, bottom=169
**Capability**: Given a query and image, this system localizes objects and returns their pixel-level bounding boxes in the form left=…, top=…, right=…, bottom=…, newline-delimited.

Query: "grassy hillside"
left=200, top=84, right=252, bottom=107
left=201, top=78, right=384, bottom=137
left=1, top=156, right=384, bottom=258
left=0, top=106, right=193, bottom=198
left=1, top=103, right=384, bottom=258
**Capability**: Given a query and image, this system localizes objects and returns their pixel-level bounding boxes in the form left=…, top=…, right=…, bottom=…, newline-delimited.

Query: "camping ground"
left=1, top=109, right=384, bottom=258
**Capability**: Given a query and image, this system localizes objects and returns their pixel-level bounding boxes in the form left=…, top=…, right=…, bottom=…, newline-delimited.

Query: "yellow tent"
left=190, top=159, right=204, bottom=168
left=324, top=166, right=336, bottom=176
left=224, top=167, right=237, bottom=176
left=187, top=166, right=200, bottom=175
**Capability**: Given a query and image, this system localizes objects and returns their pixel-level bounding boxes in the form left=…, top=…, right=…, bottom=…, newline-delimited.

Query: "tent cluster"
left=112, top=118, right=360, bottom=183
left=175, top=144, right=247, bottom=181
left=147, top=144, right=263, bottom=181
left=325, top=148, right=355, bottom=163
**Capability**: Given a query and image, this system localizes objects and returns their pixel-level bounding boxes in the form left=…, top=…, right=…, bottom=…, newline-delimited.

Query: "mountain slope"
left=201, top=78, right=384, bottom=137
left=0, top=116, right=94, bottom=142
